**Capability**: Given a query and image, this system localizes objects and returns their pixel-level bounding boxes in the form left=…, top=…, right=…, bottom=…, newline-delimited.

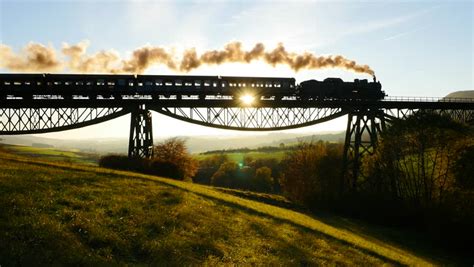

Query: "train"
left=298, top=77, right=385, bottom=100
left=0, top=74, right=385, bottom=101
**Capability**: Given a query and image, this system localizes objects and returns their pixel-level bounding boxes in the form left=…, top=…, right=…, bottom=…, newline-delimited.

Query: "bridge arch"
left=152, top=107, right=348, bottom=131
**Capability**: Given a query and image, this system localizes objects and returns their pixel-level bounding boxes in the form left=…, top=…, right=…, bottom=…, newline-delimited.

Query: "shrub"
left=153, top=138, right=198, bottom=180
left=280, top=141, right=343, bottom=207
left=194, top=154, right=229, bottom=185
left=211, top=161, right=239, bottom=188
left=252, top=167, right=274, bottom=192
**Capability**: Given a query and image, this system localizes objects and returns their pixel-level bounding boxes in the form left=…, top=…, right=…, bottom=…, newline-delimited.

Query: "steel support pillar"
left=128, top=104, right=153, bottom=158
left=342, top=108, right=386, bottom=191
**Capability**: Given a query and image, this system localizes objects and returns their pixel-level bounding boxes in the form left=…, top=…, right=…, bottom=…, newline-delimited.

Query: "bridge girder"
left=153, top=107, right=347, bottom=131
left=0, top=107, right=127, bottom=135
left=129, top=105, right=153, bottom=159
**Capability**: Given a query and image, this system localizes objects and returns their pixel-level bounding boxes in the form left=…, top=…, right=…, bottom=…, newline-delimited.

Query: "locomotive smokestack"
left=1, top=41, right=376, bottom=77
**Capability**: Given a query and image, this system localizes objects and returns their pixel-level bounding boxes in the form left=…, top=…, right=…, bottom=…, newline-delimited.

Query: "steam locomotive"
left=0, top=74, right=385, bottom=100
left=298, top=77, right=385, bottom=100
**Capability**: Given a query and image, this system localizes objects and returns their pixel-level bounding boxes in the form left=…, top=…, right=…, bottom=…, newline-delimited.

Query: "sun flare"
left=239, top=94, right=255, bottom=105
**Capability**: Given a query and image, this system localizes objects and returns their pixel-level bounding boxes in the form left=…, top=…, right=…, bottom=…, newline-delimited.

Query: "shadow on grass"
left=1, top=156, right=431, bottom=265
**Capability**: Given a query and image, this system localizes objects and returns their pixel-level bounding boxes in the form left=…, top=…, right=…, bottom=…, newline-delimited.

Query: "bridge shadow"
left=100, top=173, right=423, bottom=265
left=212, top=188, right=460, bottom=265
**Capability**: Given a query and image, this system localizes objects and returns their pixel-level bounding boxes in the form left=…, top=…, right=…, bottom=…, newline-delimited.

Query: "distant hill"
left=269, top=132, right=345, bottom=145
left=444, top=90, right=474, bottom=98
left=0, top=131, right=345, bottom=154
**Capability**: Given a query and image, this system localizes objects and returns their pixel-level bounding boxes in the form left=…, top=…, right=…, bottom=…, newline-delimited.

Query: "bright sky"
left=0, top=0, right=472, bottom=139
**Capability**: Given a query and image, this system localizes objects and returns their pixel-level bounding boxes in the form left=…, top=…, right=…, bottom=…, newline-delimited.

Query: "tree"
left=153, top=138, right=198, bottom=180
left=453, top=140, right=474, bottom=190
left=211, top=161, right=239, bottom=187
left=364, top=112, right=469, bottom=208
left=194, top=154, right=229, bottom=184
left=252, top=167, right=274, bottom=192
left=245, top=157, right=282, bottom=192
left=280, top=141, right=343, bottom=206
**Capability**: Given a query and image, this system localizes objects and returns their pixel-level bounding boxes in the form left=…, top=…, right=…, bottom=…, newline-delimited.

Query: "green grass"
left=1, top=144, right=99, bottom=165
left=0, top=148, right=444, bottom=265
left=195, top=151, right=287, bottom=162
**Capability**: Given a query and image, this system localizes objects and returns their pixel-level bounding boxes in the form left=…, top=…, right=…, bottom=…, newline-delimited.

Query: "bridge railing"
left=384, top=96, right=474, bottom=103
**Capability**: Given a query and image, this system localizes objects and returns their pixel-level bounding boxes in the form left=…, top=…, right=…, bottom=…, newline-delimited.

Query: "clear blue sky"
left=0, top=0, right=472, bottom=139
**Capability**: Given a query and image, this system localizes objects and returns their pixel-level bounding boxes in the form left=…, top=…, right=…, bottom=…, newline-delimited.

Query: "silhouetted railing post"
left=128, top=104, right=153, bottom=159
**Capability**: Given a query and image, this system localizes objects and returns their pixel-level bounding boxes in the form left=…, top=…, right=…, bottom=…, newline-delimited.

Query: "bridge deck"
left=0, top=97, right=473, bottom=109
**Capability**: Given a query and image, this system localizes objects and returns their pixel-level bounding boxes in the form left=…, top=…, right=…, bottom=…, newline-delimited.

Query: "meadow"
left=194, top=150, right=287, bottom=163
left=0, top=147, right=446, bottom=265
left=1, top=144, right=99, bottom=165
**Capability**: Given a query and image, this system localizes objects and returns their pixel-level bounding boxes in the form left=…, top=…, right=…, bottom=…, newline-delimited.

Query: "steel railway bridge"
left=1, top=74, right=473, bottom=190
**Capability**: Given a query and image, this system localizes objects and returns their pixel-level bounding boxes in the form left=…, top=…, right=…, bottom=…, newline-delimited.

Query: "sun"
left=239, top=94, right=255, bottom=105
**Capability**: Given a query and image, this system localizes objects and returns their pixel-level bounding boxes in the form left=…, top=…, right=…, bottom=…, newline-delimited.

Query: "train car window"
left=118, top=79, right=126, bottom=86
left=221, top=81, right=227, bottom=87
left=204, top=80, right=210, bottom=87
left=213, top=82, right=218, bottom=87
left=194, top=80, right=201, bottom=86
left=165, top=82, right=173, bottom=86
left=274, top=83, right=281, bottom=88
left=155, top=80, right=163, bottom=86
left=138, top=82, right=143, bottom=86
left=175, top=80, right=182, bottom=86
left=185, top=82, right=192, bottom=86
left=128, top=82, right=134, bottom=86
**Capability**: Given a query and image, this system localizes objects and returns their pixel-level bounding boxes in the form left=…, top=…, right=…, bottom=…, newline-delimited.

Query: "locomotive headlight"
left=239, top=94, right=255, bottom=105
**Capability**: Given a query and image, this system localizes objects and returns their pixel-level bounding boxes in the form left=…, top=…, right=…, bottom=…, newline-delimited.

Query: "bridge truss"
left=1, top=74, right=473, bottom=191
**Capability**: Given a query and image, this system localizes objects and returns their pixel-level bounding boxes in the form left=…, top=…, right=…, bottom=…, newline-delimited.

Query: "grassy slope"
left=1, top=144, right=99, bottom=165
left=0, top=150, right=439, bottom=266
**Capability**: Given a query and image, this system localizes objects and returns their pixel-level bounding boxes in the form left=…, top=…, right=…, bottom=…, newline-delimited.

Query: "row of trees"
left=274, top=112, right=473, bottom=252
left=193, top=155, right=280, bottom=193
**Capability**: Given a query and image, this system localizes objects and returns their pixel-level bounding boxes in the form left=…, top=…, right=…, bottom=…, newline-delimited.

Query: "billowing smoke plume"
left=1, top=41, right=375, bottom=76
left=0, top=42, right=62, bottom=71
left=62, top=40, right=121, bottom=73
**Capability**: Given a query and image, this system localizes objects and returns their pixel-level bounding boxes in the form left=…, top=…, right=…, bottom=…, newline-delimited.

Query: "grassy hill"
left=0, top=147, right=449, bottom=265
left=0, top=143, right=99, bottom=165
left=444, top=90, right=474, bottom=99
